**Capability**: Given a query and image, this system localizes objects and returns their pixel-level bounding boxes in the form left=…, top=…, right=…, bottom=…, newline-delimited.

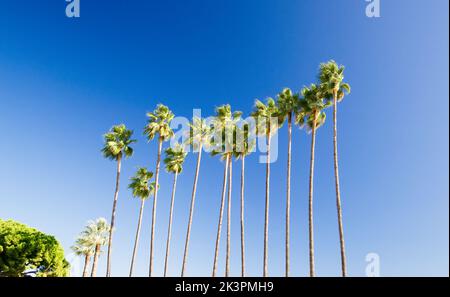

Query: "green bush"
left=0, top=219, right=69, bottom=277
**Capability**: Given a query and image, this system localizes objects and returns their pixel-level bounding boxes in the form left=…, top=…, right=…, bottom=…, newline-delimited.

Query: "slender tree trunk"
left=106, top=154, right=122, bottom=277
left=212, top=154, right=230, bottom=277
left=333, top=92, right=347, bottom=277
left=82, top=254, right=91, bottom=277
left=225, top=158, right=233, bottom=277
left=308, top=112, right=318, bottom=277
left=91, top=244, right=101, bottom=277
left=240, top=156, right=245, bottom=277
left=129, top=198, right=146, bottom=277
left=181, top=144, right=203, bottom=276
left=164, top=172, right=178, bottom=277
left=286, top=113, right=292, bottom=277
left=149, top=137, right=163, bottom=277
left=263, top=133, right=271, bottom=277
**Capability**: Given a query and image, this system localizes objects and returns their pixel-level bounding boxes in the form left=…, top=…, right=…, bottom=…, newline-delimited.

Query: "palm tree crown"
left=319, top=60, right=351, bottom=102
left=144, top=104, right=175, bottom=141
left=82, top=218, right=110, bottom=247
left=211, top=104, right=242, bottom=157
left=296, top=84, right=330, bottom=130
left=101, top=124, right=136, bottom=160
left=128, top=167, right=156, bottom=200
left=71, top=236, right=95, bottom=257
left=251, top=98, right=284, bottom=136
left=187, top=117, right=213, bottom=151
left=164, top=144, right=187, bottom=174
left=277, top=88, right=299, bottom=120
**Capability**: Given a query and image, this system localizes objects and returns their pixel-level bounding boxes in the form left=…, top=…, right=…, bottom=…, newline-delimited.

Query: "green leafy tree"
left=276, top=88, right=299, bottom=277
left=163, top=144, right=187, bottom=277
left=128, top=167, right=155, bottom=276
left=0, top=219, right=69, bottom=277
left=251, top=98, right=283, bottom=277
left=180, top=117, right=212, bottom=276
left=210, top=104, right=242, bottom=277
left=296, top=84, right=330, bottom=277
left=102, top=124, right=136, bottom=277
left=319, top=60, right=351, bottom=276
left=71, top=235, right=95, bottom=277
left=144, top=104, right=174, bottom=276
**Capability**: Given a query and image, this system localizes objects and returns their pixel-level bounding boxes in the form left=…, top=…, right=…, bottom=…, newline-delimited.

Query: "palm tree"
left=144, top=104, right=174, bottom=277
left=319, top=60, right=351, bottom=276
left=211, top=105, right=242, bottom=277
left=296, top=84, right=330, bottom=277
left=276, top=88, right=299, bottom=277
left=102, top=124, right=136, bottom=277
left=71, top=235, right=95, bottom=277
left=81, top=218, right=110, bottom=277
left=251, top=98, right=283, bottom=277
left=128, top=167, right=155, bottom=277
left=233, top=123, right=255, bottom=277
left=163, top=144, right=187, bottom=277
left=181, top=117, right=212, bottom=276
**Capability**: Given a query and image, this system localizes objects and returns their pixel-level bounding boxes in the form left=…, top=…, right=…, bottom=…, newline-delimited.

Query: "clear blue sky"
left=0, top=0, right=448, bottom=277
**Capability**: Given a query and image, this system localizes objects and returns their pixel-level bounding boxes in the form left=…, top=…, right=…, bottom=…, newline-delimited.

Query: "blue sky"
left=0, top=0, right=448, bottom=277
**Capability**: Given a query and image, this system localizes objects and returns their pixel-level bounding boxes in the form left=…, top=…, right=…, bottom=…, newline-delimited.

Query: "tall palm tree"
left=319, top=60, right=351, bottom=276
left=251, top=98, right=283, bottom=277
left=71, top=235, right=95, bottom=277
left=81, top=218, right=110, bottom=277
left=181, top=117, right=212, bottom=276
left=233, top=123, right=255, bottom=277
left=128, top=167, right=155, bottom=277
left=163, top=144, right=187, bottom=277
left=211, top=105, right=242, bottom=277
left=296, top=84, right=330, bottom=277
left=144, top=104, right=174, bottom=277
left=276, top=88, right=299, bottom=277
left=102, top=124, right=136, bottom=277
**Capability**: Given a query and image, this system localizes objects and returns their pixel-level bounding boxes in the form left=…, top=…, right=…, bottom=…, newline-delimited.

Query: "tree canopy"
left=0, top=219, right=69, bottom=277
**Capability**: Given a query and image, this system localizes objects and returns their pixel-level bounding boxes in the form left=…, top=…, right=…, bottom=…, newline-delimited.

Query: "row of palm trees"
left=73, top=60, right=350, bottom=277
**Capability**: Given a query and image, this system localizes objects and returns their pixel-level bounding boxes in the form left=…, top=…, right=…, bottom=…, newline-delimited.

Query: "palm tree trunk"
left=286, top=112, right=292, bottom=277
left=263, top=133, right=271, bottom=277
left=333, top=92, right=347, bottom=277
left=91, top=244, right=101, bottom=277
left=181, top=144, right=203, bottom=276
left=129, top=198, right=145, bottom=277
left=240, top=156, right=245, bottom=277
left=212, top=154, right=230, bottom=277
left=82, top=254, right=91, bottom=277
left=149, top=137, right=163, bottom=277
left=164, top=172, right=178, bottom=277
left=106, top=154, right=122, bottom=277
left=225, top=157, right=232, bottom=277
left=308, top=112, right=318, bottom=277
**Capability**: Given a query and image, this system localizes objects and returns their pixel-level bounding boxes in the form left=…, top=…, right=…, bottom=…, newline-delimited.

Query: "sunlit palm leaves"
left=296, top=84, right=330, bottom=131
left=187, top=117, right=213, bottom=151
left=164, top=144, right=187, bottom=174
left=101, top=124, right=136, bottom=160
left=144, top=104, right=175, bottom=141
left=128, top=168, right=156, bottom=200
left=319, top=60, right=351, bottom=102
